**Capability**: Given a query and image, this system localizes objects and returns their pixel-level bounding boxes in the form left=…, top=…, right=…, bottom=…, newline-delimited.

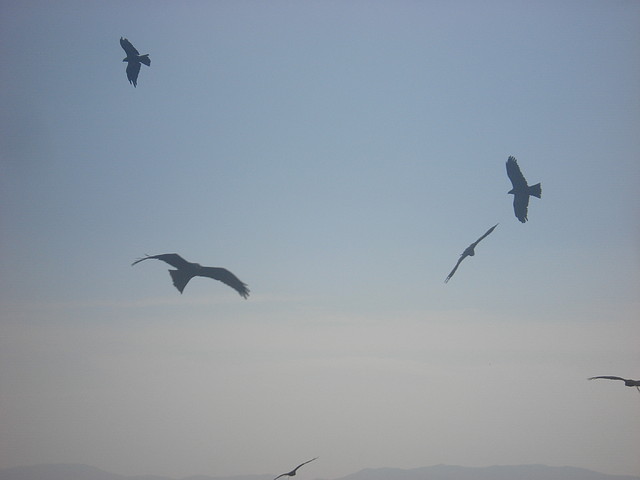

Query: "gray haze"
left=1, top=1, right=639, bottom=479
left=2, top=464, right=640, bottom=480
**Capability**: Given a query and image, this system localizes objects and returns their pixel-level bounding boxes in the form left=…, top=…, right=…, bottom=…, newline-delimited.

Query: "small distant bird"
left=588, top=376, right=640, bottom=392
left=274, top=458, right=318, bottom=480
left=506, top=156, right=541, bottom=223
left=120, top=37, right=150, bottom=87
left=132, top=253, right=249, bottom=298
left=445, top=224, right=498, bottom=283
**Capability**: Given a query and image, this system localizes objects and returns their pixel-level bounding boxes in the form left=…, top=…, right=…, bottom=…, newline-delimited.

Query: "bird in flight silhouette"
left=273, top=458, right=318, bottom=480
left=120, top=37, right=150, bottom=87
left=445, top=224, right=498, bottom=283
left=589, top=376, right=640, bottom=392
left=132, top=253, right=249, bottom=298
left=506, top=156, right=541, bottom=223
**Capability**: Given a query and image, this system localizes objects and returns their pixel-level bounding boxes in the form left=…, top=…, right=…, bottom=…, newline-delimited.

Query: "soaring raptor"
left=132, top=253, right=249, bottom=298
left=506, top=156, right=541, bottom=223
left=120, top=37, right=150, bottom=87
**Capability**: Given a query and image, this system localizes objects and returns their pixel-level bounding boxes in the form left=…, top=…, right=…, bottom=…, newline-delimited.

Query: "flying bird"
left=120, top=37, right=150, bottom=87
left=588, top=376, right=640, bottom=392
left=132, top=253, right=249, bottom=298
left=506, top=156, right=541, bottom=223
left=445, top=224, right=498, bottom=283
left=273, top=458, right=318, bottom=480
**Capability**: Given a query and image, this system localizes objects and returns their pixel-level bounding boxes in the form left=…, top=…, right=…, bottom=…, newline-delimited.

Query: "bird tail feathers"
left=169, top=269, right=193, bottom=293
left=529, top=183, right=542, bottom=198
left=139, top=54, right=151, bottom=66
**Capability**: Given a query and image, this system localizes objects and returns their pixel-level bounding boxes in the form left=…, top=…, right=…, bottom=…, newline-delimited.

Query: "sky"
left=0, top=0, right=639, bottom=478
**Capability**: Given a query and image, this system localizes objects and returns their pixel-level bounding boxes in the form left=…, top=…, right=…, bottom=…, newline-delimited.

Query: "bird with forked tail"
left=120, top=37, right=150, bottom=87
left=506, top=156, right=541, bottom=223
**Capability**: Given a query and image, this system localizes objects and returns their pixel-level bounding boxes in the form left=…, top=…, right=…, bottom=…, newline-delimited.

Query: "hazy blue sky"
left=1, top=1, right=639, bottom=478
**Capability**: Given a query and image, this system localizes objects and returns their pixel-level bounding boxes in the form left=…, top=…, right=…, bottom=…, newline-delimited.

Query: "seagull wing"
left=444, top=255, right=465, bottom=283
left=199, top=266, right=250, bottom=298
left=588, top=376, right=627, bottom=382
left=469, top=223, right=498, bottom=248
left=293, top=457, right=319, bottom=472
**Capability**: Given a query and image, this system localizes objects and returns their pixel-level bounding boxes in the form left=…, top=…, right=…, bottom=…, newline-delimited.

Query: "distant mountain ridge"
left=1, top=463, right=638, bottom=480
left=336, top=464, right=640, bottom=480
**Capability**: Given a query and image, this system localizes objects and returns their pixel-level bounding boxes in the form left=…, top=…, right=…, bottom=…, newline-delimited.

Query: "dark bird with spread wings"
left=589, top=376, right=640, bottom=392
left=506, top=156, right=541, bottom=223
left=120, top=37, right=150, bottom=87
left=274, top=458, right=318, bottom=480
left=445, top=224, right=498, bottom=283
left=132, top=253, right=249, bottom=298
